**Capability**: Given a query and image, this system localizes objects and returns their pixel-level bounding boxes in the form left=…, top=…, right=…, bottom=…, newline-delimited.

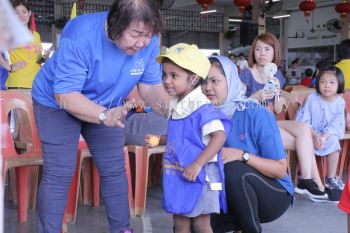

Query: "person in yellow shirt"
left=336, top=39, right=350, bottom=90
left=6, top=0, right=42, bottom=89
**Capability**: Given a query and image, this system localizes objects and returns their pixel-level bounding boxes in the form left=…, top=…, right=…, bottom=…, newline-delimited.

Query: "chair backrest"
left=290, top=88, right=315, bottom=106
left=0, top=90, right=41, bottom=159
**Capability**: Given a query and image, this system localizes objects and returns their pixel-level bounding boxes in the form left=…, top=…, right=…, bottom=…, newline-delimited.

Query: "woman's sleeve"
left=239, top=68, right=253, bottom=97
left=53, top=38, right=89, bottom=94
left=253, top=108, right=286, bottom=160
left=324, top=98, right=346, bottom=139
left=139, top=36, right=162, bottom=85
left=239, top=68, right=249, bottom=85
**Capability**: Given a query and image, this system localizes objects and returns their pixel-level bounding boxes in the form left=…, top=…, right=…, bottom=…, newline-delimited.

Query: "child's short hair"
left=315, top=66, right=345, bottom=94
left=304, top=68, right=313, bottom=77
left=156, top=43, right=210, bottom=79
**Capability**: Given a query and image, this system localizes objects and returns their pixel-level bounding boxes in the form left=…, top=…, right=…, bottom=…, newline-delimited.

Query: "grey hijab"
left=209, top=55, right=258, bottom=118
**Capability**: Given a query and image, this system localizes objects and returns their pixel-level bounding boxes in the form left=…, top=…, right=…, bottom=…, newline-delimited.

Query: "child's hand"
left=144, top=134, right=160, bottom=147
left=182, top=162, right=202, bottom=182
left=314, top=136, right=325, bottom=150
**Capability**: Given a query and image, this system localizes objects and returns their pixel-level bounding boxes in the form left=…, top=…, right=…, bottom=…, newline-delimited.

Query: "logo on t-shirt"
left=130, top=58, right=144, bottom=75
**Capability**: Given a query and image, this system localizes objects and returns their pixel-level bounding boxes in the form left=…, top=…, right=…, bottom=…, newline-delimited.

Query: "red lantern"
left=335, top=0, right=350, bottom=18
left=78, top=0, right=85, bottom=11
left=233, top=0, right=251, bottom=14
left=299, top=0, right=316, bottom=17
left=196, top=0, right=214, bottom=11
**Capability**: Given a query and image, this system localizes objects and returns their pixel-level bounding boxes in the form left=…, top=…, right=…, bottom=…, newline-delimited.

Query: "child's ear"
left=191, top=76, right=200, bottom=86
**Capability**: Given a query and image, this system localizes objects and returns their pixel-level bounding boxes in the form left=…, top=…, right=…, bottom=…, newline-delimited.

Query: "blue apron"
left=162, top=104, right=231, bottom=215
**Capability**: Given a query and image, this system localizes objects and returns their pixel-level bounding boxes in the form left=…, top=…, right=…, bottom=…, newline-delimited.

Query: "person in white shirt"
left=236, top=53, right=248, bottom=72
left=287, top=58, right=302, bottom=85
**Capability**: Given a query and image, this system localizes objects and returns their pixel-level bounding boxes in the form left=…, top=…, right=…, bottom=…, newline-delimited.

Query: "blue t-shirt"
left=239, top=68, right=286, bottom=102
left=0, top=52, right=8, bottom=90
left=224, top=102, right=294, bottom=195
left=32, top=12, right=162, bottom=109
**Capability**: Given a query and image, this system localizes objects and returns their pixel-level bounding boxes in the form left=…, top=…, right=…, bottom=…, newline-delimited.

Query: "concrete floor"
left=4, top=185, right=347, bottom=233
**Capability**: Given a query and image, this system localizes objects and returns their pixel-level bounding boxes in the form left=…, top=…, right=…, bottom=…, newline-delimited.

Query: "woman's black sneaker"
left=294, top=179, right=328, bottom=200
left=325, top=187, right=341, bottom=202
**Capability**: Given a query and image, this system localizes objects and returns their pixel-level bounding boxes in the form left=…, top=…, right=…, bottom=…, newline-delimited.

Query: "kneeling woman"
left=201, top=56, right=293, bottom=233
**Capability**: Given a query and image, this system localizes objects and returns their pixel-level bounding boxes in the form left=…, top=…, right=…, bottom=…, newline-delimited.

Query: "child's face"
left=319, top=72, right=338, bottom=99
left=162, top=62, right=196, bottom=98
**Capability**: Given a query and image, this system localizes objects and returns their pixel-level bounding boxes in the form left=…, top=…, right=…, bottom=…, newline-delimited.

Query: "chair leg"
left=134, top=146, right=150, bottom=216
left=64, top=152, right=83, bottom=223
left=316, top=157, right=325, bottom=184
left=154, top=154, right=163, bottom=187
left=92, top=161, right=100, bottom=208
left=338, top=140, right=349, bottom=179
left=16, top=166, right=28, bottom=222
left=28, top=166, right=39, bottom=210
left=9, top=168, right=18, bottom=207
left=83, top=158, right=93, bottom=205
left=123, top=147, right=134, bottom=216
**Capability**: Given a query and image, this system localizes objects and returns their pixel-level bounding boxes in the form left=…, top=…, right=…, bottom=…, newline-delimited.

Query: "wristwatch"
left=242, top=151, right=250, bottom=163
left=98, top=109, right=109, bottom=124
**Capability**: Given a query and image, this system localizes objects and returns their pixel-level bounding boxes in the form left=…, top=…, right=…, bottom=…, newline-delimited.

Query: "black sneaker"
left=325, top=177, right=344, bottom=190
left=294, top=179, right=328, bottom=200
left=309, top=187, right=342, bottom=203
left=325, top=187, right=342, bottom=202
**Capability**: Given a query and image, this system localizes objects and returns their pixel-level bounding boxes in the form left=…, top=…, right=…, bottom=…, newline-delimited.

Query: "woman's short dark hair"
left=337, top=39, right=350, bottom=59
left=248, top=32, right=281, bottom=67
left=315, top=66, right=345, bottom=94
left=107, top=0, right=163, bottom=41
left=12, top=0, right=31, bottom=30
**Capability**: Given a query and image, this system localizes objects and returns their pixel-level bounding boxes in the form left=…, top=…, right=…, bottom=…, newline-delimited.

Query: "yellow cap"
left=156, top=43, right=210, bottom=79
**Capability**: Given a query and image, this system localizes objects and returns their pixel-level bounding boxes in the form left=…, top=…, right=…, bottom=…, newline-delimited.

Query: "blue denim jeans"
left=33, top=99, right=129, bottom=233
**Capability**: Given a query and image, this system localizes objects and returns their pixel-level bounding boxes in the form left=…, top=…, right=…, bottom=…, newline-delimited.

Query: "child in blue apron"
left=146, top=43, right=231, bottom=232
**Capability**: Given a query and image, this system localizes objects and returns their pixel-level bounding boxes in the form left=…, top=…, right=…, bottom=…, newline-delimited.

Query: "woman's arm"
left=183, top=130, right=226, bottom=181
left=138, top=83, right=171, bottom=117
left=221, top=147, right=287, bottom=179
left=55, top=92, right=128, bottom=128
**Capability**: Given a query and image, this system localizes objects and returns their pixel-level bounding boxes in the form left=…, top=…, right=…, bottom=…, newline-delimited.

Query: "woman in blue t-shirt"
left=201, top=56, right=293, bottom=233
left=31, top=1, right=169, bottom=232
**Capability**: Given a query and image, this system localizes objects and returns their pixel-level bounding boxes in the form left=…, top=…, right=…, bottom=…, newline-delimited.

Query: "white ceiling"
left=170, top=0, right=340, bottom=12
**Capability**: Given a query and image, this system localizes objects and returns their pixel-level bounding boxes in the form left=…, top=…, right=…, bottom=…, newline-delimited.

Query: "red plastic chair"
left=337, top=92, right=350, bottom=179
left=64, top=141, right=133, bottom=223
left=126, top=145, right=165, bottom=216
left=0, top=90, right=43, bottom=222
